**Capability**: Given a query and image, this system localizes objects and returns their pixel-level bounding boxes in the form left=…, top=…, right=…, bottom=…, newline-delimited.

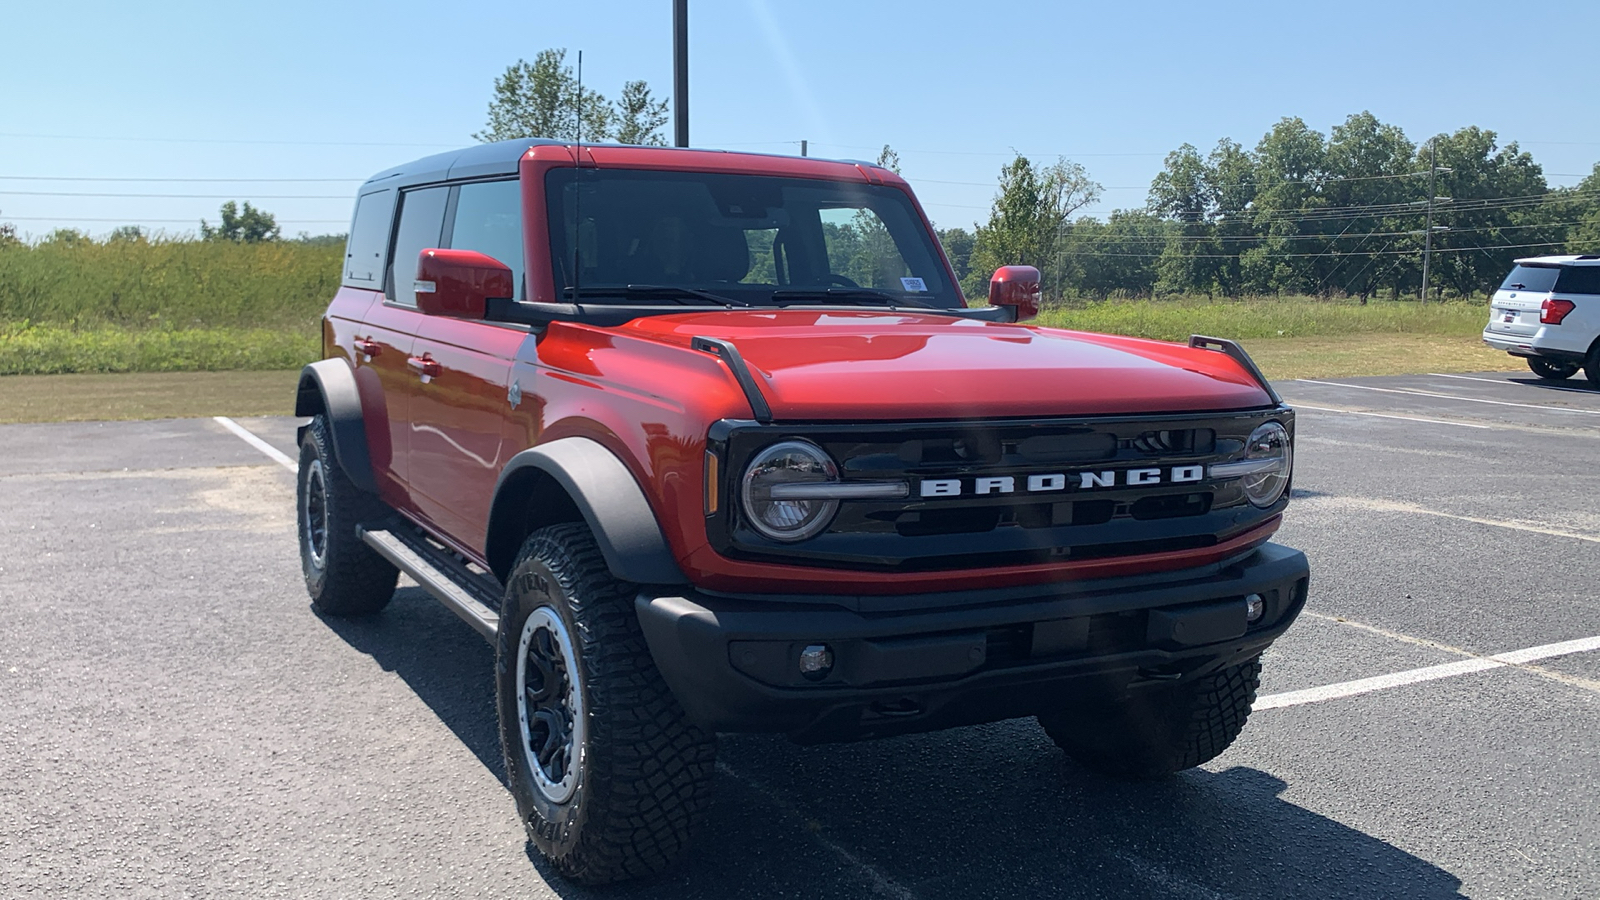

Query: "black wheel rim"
left=303, top=459, right=328, bottom=568
left=516, top=607, right=585, bottom=803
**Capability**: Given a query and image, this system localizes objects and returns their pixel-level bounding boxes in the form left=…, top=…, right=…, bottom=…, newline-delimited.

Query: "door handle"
left=407, top=355, right=442, bottom=378
left=354, top=338, right=381, bottom=358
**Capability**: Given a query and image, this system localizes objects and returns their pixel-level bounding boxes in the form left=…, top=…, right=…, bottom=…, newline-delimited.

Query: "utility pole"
left=1418, top=140, right=1453, bottom=302
left=1420, top=139, right=1436, bottom=303
left=800, top=140, right=807, bottom=157
left=673, top=0, right=689, bottom=148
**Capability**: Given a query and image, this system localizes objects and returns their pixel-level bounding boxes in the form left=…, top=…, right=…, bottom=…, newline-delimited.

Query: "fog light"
left=1245, top=593, right=1265, bottom=623
left=798, top=644, right=834, bottom=681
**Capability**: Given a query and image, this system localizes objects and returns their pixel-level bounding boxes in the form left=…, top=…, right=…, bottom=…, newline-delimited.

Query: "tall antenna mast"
left=572, top=50, right=583, bottom=297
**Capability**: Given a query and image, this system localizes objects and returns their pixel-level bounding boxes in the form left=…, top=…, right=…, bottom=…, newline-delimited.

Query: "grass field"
left=1035, top=296, right=1489, bottom=341
left=0, top=322, right=317, bottom=375
left=0, top=253, right=1516, bottom=421
left=0, top=333, right=1524, bottom=424
left=0, top=370, right=301, bottom=424
left=0, top=237, right=332, bottom=375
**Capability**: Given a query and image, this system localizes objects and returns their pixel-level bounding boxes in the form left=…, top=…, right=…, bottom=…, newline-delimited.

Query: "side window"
left=386, top=185, right=450, bottom=307
left=449, top=180, right=525, bottom=300
left=1556, top=266, right=1600, bottom=295
left=342, top=189, right=393, bottom=287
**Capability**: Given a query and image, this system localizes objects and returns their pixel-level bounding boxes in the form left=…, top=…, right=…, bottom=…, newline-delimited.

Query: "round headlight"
left=740, top=440, right=840, bottom=542
left=1240, top=421, right=1292, bottom=507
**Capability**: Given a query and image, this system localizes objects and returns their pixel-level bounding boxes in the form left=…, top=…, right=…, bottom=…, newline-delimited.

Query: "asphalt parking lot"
left=3, top=370, right=1598, bottom=899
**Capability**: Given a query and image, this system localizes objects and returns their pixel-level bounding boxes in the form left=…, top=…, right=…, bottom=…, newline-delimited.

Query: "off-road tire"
left=296, top=415, right=398, bottom=616
left=1038, top=657, right=1262, bottom=779
left=496, top=523, right=715, bottom=885
left=1528, top=357, right=1579, bottom=380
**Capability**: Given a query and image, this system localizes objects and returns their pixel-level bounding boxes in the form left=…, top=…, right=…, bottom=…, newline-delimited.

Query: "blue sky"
left=3, top=0, right=1597, bottom=239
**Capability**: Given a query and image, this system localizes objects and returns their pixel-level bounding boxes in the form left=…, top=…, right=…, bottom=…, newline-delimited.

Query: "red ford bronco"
left=294, top=138, right=1309, bottom=884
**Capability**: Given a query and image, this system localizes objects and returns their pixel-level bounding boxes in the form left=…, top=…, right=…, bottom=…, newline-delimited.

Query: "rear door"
left=361, top=184, right=450, bottom=509
left=1488, top=263, right=1560, bottom=338
left=406, top=179, right=530, bottom=552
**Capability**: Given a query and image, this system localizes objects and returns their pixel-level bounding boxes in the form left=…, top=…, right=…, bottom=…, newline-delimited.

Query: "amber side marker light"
left=704, top=450, right=720, bottom=516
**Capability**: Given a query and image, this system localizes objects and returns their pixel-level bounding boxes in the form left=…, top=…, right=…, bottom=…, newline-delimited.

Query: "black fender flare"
left=293, top=359, right=378, bottom=494
left=492, top=437, right=687, bottom=585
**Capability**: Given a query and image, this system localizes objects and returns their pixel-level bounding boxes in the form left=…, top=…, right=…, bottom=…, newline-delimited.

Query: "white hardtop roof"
left=1514, top=254, right=1600, bottom=267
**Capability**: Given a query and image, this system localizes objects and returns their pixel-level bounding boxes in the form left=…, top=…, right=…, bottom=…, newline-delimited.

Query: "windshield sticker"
left=900, top=277, right=928, bottom=292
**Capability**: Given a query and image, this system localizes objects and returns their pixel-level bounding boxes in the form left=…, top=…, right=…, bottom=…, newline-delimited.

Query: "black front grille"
left=709, top=408, right=1291, bottom=571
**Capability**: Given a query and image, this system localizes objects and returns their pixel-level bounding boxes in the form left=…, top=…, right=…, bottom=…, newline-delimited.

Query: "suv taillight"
left=1541, top=298, right=1575, bottom=325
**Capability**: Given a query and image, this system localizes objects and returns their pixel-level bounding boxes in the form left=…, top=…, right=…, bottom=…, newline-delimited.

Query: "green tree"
left=1566, top=162, right=1600, bottom=252
left=201, top=201, right=280, bottom=243
left=875, top=144, right=901, bottom=175
left=1320, top=111, right=1419, bottom=301
left=41, top=227, right=91, bottom=247
left=106, top=225, right=146, bottom=244
left=292, top=232, right=348, bottom=247
left=969, top=154, right=1101, bottom=299
left=1148, top=143, right=1216, bottom=295
left=1069, top=211, right=1166, bottom=299
left=1425, top=128, right=1549, bottom=298
left=474, top=49, right=612, bottom=143
left=937, top=226, right=974, bottom=285
left=1248, top=117, right=1330, bottom=294
left=613, top=80, right=669, bottom=145
left=0, top=210, right=18, bottom=249
left=1207, top=139, right=1258, bottom=297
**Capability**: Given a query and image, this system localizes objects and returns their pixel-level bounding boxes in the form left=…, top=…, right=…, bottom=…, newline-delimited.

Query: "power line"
left=4, top=216, right=347, bottom=224
left=0, top=131, right=459, bottom=149
left=1055, top=220, right=1588, bottom=246
left=0, top=191, right=350, bottom=199
left=0, top=175, right=364, bottom=183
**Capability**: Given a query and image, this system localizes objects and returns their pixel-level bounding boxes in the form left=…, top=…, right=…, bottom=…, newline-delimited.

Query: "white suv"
left=1483, top=255, right=1600, bottom=384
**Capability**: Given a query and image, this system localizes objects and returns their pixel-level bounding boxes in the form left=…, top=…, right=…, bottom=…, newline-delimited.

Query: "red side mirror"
left=415, top=249, right=515, bottom=319
left=989, top=265, right=1041, bottom=322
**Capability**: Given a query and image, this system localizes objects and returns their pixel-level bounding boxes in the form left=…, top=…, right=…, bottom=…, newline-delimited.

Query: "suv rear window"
left=343, top=190, right=394, bottom=287
left=1555, top=266, right=1600, bottom=295
left=1500, top=265, right=1560, bottom=293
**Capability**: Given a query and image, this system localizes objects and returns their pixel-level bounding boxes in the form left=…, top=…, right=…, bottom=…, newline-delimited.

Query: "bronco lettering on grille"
left=919, top=466, right=1205, bottom=498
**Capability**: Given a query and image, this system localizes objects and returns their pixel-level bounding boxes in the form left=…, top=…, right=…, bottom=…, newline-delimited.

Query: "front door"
left=361, top=183, right=450, bottom=517
left=405, top=179, right=530, bottom=554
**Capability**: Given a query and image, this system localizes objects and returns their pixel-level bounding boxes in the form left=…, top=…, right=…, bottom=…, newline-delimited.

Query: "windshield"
left=545, top=168, right=959, bottom=307
left=1499, top=265, right=1560, bottom=293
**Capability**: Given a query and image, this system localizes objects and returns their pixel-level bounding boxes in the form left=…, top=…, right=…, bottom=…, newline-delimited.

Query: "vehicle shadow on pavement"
left=315, top=596, right=1463, bottom=899
left=554, top=725, right=1467, bottom=900
left=316, top=585, right=505, bottom=780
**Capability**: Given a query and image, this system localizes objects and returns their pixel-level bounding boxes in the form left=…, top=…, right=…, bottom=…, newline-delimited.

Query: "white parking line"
left=1256, top=634, right=1600, bottom=710
left=1296, top=495, right=1600, bottom=544
left=1290, top=404, right=1490, bottom=429
left=1429, top=372, right=1598, bottom=395
left=213, top=416, right=297, bottom=473
left=717, top=760, right=917, bottom=900
left=1295, top=378, right=1600, bottom=415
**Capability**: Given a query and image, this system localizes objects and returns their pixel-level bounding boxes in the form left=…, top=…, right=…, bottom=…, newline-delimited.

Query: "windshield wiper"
left=565, top=285, right=753, bottom=307
left=769, top=288, right=941, bottom=310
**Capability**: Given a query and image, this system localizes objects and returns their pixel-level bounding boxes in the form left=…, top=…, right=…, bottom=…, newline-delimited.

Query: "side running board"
left=359, top=526, right=501, bottom=642
left=1189, top=334, right=1283, bottom=405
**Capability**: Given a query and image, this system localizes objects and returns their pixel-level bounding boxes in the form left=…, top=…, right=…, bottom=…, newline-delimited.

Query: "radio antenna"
left=571, top=50, right=584, bottom=298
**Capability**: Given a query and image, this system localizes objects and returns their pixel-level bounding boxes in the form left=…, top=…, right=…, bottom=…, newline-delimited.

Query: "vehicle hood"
left=620, top=310, right=1274, bottom=420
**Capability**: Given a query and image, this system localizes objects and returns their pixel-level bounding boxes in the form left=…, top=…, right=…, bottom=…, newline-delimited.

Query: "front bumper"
left=636, top=542, right=1309, bottom=742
